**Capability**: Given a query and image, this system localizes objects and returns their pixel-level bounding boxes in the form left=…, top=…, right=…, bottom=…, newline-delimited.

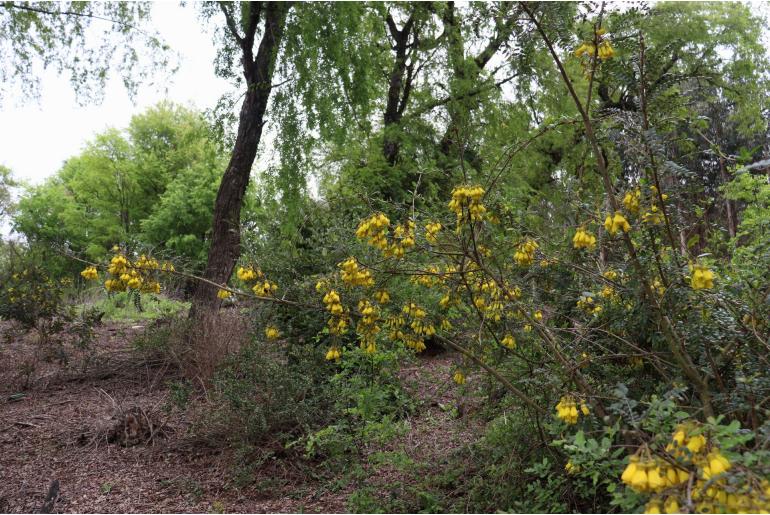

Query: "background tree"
left=0, top=1, right=171, bottom=104
left=14, top=102, right=223, bottom=268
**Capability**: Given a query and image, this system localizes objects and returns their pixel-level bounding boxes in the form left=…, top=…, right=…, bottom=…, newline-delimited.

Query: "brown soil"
left=0, top=320, right=479, bottom=513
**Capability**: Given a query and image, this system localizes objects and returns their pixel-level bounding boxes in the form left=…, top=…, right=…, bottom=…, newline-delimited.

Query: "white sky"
left=0, top=2, right=231, bottom=185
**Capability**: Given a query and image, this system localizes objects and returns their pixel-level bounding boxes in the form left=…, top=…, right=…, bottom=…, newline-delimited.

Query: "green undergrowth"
left=79, top=290, right=189, bottom=323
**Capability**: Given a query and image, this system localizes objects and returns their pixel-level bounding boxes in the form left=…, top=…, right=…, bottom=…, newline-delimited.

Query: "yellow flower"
left=645, top=499, right=662, bottom=514
left=339, top=257, right=375, bottom=287
left=598, top=40, right=615, bottom=60
left=686, top=434, right=706, bottom=454
left=501, top=334, right=516, bottom=349
left=253, top=279, right=278, bottom=296
left=453, top=371, right=466, bottom=385
left=80, top=266, right=98, bottom=280
left=514, top=239, right=538, bottom=266
left=574, top=42, right=595, bottom=58
left=604, top=212, right=631, bottom=236
left=623, top=189, right=641, bottom=214
left=555, top=396, right=581, bottom=424
left=265, top=325, right=280, bottom=340
left=373, top=290, right=390, bottom=304
left=237, top=266, right=260, bottom=282
left=663, top=496, right=680, bottom=514
left=325, top=346, right=341, bottom=361
left=573, top=227, right=597, bottom=249
left=690, top=264, right=715, bottom=290
left=449, top=185, right=486, bottom=224
left=217, top=289, right=232, bottom=299
left=533, top=310, right=543, bottom=321
left=621, top=456, right=639, bottom=484
left=425, top=221, right=442, bottom=244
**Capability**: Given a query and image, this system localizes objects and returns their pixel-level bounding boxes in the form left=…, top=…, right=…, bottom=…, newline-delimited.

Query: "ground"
left=0, top=319, right=479, bottom=513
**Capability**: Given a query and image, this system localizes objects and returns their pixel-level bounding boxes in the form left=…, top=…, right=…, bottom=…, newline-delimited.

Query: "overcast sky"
left=0, top=2, right=231, bottom=185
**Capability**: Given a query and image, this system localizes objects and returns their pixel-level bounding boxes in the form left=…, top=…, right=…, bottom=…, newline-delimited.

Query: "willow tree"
left=190, top=2, right=380, bottom=317
left=0, top=1, right=170, bottom=104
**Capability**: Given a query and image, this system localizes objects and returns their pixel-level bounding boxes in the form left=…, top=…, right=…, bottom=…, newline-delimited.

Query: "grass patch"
left=80, top=291, right=189, bottom=323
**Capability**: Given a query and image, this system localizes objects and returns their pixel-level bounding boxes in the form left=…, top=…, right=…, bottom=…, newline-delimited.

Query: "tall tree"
left=189, top=2, right=292, bottom=318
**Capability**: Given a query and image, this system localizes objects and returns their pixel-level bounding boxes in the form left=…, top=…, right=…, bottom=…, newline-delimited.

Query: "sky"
left=0, top=2, right=231, bottom=186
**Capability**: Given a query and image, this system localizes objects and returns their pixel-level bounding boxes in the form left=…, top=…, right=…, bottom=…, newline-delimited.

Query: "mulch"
left=0, top=320, right=481, bottom=513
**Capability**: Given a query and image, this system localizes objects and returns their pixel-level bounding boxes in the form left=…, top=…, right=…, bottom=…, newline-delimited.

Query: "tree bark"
left=382, top=11, right=415, bottom=167
left=189, top=2, right=290, bottom=319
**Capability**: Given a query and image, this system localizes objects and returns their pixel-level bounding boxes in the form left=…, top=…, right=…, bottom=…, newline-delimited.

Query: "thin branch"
left=2, top=2, right=150, bottom=36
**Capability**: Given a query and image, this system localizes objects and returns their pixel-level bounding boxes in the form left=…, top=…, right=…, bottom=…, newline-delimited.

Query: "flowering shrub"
left=0, top=264, right=65, bottom=328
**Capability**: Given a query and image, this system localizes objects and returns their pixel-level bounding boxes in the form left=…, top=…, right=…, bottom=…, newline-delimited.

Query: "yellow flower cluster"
left=573, top=227, right=597, bottom=250
left=253, top=279, right=278, bottom=297
left=217, top=289, right=232, bottom=299
left=355, top=213, right=415, bottom=258
left=104, top=252, right=161, bottom=293
left=577, top=294, right=602, bottom=316
left=325, top=346, right=342, bottom=361
left=237, top=266, right=263, bottom=282
left=356, top=299, right=381, bottom=354
left=413, top=265, right=440, bottom=288
left=403, top=302, right=435, bottom=337
left=453, top=371, right=466, bottom=385
left=642, top=205, right=664, bottom=225
left=356, top=213, right=390, bottom=251
left=425, top=221, right=442, bottom=244
left=134, top=254, right=159, bottom=270
left=604, top=212, right=631, bottom=236
left=574, top=40, right=615, bottom=60
left=622, top=453, right=687, bottom=494
left=448, top=185, right=486, bottom=224
left=339, top=257, right=374, bottom=287
left=622, top=423, right=770, bottom=514
left=80, top=266, right=98, bottom=280
left=623, top=189, right=641, bottom=214
left=107, top=253, right=130, bottom=276
left=555, top=396, right=590, bottom=424
left=265, top=325, right=280, bottom=341
left=690, top=264, right=715, bottom=290
left=514, top=239, right=538, bottom=266
left=385, top=220, right=415, bottom=258
left=236, top=265, right=277, bottom=297
left=387, top=309, right=430, bottom=353
left=501, top=334, right=516, bottom=349
left=321, top=288, right=349, bottom=340
left=469, top=279, right=504, bottom=321
left=323, top=289, right=344, bottom=316
left=373, top=289, right=390, bottom=304
left=599, top=285, right=618, bottom=302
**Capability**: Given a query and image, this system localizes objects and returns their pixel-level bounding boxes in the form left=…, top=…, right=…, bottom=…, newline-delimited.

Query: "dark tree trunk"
left=189, top=2, right=290, bottom=319
left=382, top=12, right=415, bottom=167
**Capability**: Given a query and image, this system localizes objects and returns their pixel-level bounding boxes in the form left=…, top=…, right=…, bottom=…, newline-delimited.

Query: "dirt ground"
left=0, top=320, right=478, bottom=513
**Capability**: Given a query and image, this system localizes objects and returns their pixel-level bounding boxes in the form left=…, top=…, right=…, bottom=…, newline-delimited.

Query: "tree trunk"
left=189, top=3, right=289, bottom=320
left=382, top=12, right=415, bottom=167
